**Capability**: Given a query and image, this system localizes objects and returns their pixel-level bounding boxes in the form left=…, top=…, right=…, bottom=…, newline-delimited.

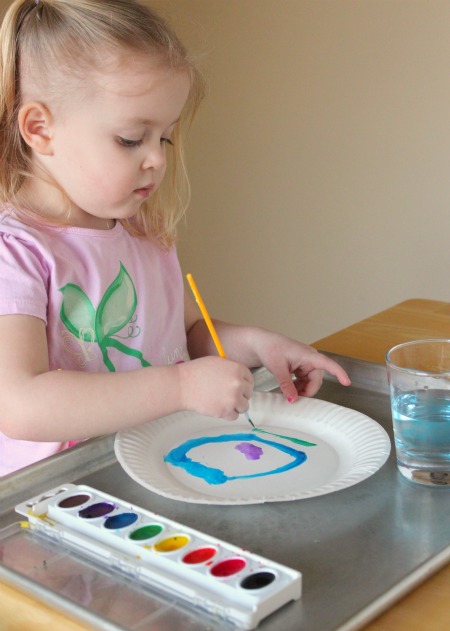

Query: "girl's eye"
left=161, top=137, right=174, bottom=147
left=117, top=136, right=143, bottom=148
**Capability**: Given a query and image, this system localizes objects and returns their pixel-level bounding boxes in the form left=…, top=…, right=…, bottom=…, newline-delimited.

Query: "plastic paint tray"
left=11, top=483, right=302, bottom=630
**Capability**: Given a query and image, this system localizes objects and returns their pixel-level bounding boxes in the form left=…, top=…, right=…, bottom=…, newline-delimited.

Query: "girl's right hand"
left=177, top=357, right=254, bottom=421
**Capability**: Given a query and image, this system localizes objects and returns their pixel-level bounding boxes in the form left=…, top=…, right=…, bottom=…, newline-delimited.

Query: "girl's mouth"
left=134, top=184, right=155, bottom=198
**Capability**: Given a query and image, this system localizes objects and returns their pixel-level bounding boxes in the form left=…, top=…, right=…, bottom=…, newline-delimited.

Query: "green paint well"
left=129, top=523, right=163, bottom=541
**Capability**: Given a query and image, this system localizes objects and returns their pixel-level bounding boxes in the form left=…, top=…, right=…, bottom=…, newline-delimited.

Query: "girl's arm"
left=185, top=291, right=351, bottom=402
left=0, top=313, right=253, bottom=442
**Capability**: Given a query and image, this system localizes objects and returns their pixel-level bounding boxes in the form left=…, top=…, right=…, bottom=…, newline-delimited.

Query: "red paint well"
left=210, top=557, right=246, bottom=577
left=182, top=546, right=217, bottom=565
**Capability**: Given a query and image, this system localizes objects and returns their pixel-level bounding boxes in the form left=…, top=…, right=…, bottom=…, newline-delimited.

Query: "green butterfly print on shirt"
left=59, top=262, right=151, bottom=371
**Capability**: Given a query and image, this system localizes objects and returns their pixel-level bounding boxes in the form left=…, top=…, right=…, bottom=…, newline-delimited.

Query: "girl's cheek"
left=157, top=165, right=167, bottom=184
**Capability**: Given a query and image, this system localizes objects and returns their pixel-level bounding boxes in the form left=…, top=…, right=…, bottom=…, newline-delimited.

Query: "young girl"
left=0, top=0, right=350, bottom=476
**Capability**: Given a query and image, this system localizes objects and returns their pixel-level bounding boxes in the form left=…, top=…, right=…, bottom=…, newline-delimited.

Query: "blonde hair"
left=0, top=0, right=205, bottom=249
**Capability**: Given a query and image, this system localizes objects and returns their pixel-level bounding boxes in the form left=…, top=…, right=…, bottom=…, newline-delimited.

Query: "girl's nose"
left=141, top=142, right=166, bottom=171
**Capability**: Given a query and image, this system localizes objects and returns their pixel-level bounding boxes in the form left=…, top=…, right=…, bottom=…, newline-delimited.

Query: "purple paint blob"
left=235, top=442, right=264, bottom=461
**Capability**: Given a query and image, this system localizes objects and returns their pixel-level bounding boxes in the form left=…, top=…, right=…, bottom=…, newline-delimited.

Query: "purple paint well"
left=78, top=502, right=115, bottom=519
left=235, top=442, right=264, bottom=460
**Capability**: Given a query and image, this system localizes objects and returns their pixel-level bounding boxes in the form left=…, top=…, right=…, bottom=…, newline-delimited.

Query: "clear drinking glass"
left=386, top=339, right=450, bottom=486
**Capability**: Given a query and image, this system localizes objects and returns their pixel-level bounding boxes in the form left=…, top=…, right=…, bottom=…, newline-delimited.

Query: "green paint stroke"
left=253, top=428, right=317, bottom=447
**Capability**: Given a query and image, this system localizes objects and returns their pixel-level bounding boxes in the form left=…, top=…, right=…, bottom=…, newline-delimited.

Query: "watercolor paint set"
left=14, top=483, right=302, bottom=629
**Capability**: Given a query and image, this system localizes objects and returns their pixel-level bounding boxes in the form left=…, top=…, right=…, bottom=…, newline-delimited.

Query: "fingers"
left=178, top=357, right=254, bottom=421
left=312, top=354, right=351, bottom=386
left=277, top=375, right=300, bottom=403
left=268, top=349, right=350, bottom=402
left=216, top=391, right=252, bottom=421
left=294, top=370, right=323, bottom=397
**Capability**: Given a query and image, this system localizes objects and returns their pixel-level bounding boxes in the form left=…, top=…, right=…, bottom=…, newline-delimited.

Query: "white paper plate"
left=114, top=392, right=391, bottom=505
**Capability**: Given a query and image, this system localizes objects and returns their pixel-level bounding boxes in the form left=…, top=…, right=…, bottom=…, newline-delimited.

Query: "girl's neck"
left=16, top=179, right=116, bottom=231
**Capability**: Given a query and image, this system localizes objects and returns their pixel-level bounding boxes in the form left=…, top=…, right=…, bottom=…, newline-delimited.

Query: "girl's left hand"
left=255, top=333, right=351, bottom=401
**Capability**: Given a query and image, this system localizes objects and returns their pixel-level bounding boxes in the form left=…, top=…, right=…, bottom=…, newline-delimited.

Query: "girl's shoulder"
left=0, top=205, right=32, bottom=231
left=0, top=207, right=50, bottom=265
left=0, top=207, right=177, bottom=260
left=0, top=206, right=126, bottom=244
left=0, top=205, right=48, bottom=242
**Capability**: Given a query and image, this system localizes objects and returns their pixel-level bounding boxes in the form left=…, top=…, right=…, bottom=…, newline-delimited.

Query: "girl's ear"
left=18, top=102, right=54, bottom=155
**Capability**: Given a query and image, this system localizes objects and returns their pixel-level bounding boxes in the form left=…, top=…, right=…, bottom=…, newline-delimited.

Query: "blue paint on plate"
left=164, top=433, right=307, bottom=485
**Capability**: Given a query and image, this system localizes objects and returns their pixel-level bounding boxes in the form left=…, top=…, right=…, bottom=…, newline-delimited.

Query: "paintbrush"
left=186, top=273, right=255, bottom=428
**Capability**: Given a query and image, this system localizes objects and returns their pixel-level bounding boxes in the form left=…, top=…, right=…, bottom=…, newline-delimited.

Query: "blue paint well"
left=164, top=433, right=308, bottom=485
left=104, top=512, right=138, bottom=529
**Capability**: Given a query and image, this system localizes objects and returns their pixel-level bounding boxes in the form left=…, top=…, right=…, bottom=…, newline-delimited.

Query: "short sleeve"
left=0, top=231, right=49, bottom=322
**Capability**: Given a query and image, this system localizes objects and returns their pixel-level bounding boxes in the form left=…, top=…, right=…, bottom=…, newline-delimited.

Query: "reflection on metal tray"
left=1, top=353, right=449, bottom=631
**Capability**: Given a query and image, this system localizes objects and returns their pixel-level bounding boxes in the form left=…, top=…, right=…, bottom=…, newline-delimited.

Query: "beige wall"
left=2, top=1, right=449, bottom=344
left=153, top=0, right=450, bottom=343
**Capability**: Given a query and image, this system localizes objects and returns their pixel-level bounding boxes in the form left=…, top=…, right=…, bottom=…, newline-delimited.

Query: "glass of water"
left=386, top=339, right=450, bottom=486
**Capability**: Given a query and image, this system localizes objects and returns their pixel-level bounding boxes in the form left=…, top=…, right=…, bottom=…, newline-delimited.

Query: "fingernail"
left=287, top=396, right=294, bottom=403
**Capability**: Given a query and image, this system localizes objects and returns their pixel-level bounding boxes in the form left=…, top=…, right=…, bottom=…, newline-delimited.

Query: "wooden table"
left=313, top=298, right=450, bottom=365
left=1, top=298, right=449, bottom=631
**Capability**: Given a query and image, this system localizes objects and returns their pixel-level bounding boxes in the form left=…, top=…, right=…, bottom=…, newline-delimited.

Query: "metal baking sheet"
left=1, top=354, right=449, bottom=631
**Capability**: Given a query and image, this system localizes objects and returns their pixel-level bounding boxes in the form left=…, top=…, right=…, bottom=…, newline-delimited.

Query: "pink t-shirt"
left=0, top=209, right=189, bottom=476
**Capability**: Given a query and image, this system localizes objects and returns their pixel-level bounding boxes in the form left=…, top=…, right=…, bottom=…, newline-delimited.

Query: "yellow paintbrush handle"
left=186, top=273, right=255, bottom=428
left=186, top=273, right=227, bottom=359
